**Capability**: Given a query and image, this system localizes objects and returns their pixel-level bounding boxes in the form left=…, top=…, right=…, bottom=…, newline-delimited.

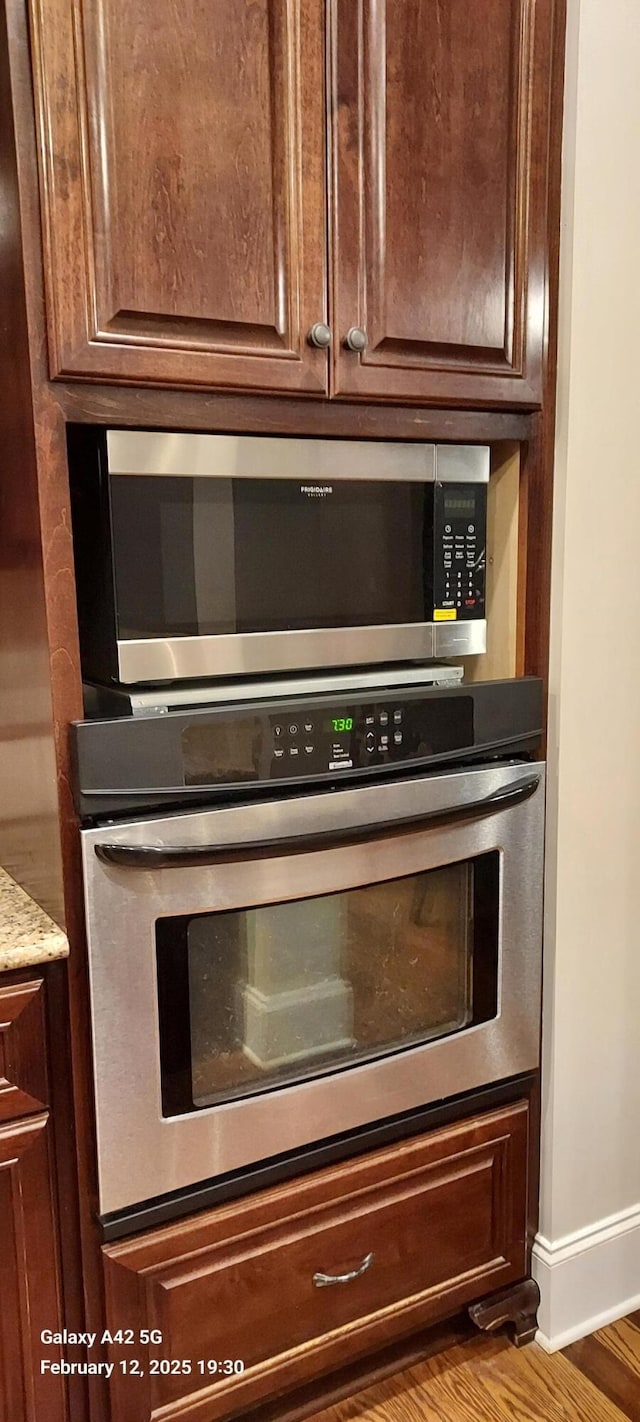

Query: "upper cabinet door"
left=330, top=0, right=555, bottom=407
left=30, top=0, right=328, bottom=393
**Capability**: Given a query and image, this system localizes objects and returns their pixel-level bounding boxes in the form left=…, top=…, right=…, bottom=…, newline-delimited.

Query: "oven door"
left=81, top=760, right=544, bottom=1217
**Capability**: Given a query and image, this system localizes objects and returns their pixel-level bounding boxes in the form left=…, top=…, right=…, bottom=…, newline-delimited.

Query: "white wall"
left=535, top=0, right=640, bottom=1348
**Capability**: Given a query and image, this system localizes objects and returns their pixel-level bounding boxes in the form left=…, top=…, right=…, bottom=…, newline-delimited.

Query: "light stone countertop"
left=0, top=865, right=69, bottom=972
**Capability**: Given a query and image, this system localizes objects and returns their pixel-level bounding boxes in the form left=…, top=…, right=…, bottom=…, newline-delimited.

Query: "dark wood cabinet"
left=30, top=0, right=328, bottom=394
left=330, top=0, right=554, bottom=407
left=0, top=976, right=68, bottom=1422
left=0, top=975, right=48, bottom=1121
left=103, top=1100, right=528, bottom=1422
left=30, top=0, right=556, bottom=408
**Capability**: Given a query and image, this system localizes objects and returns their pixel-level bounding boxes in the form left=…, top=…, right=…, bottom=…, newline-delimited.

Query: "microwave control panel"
left=433, top=482, right=487, bottom=621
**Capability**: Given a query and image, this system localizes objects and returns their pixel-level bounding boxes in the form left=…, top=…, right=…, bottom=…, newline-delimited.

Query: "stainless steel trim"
left=436, top=445, right=490, bottom=483
left=81, top=761, right=545, bottom=1215
left=434, top=621, right=486, bottom=657
left=116, top=623, right=486, bottom=683
left=313, top=1253, right=375, bottom=1288
left=106, top=431, right=437, bottom=482
left=119, top=664, right=464, bottom=714
left=117, top=624, right=439, bottom=683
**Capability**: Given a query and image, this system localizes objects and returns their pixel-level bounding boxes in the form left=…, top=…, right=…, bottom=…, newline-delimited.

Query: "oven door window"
left=156, top=854, right=499, bottom=1117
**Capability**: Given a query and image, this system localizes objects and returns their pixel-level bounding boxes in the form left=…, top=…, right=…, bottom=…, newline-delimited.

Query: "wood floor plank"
left=596, top=1318, right=640, bottom=1374
left=565, top=1334, right=640, bottom=1422
left=476, top=1346, right=630, bottom=1422
left=308, top=1336, right=632, bottom=1422
left=564, top=1320, right=640, bottom=1422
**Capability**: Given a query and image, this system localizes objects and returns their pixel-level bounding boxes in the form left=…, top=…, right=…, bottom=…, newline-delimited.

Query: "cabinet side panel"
left=0, top=4, right=63, bottom=924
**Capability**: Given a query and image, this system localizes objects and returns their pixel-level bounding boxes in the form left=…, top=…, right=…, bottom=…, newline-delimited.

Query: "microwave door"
left=111, top=473, right=438, bottom=681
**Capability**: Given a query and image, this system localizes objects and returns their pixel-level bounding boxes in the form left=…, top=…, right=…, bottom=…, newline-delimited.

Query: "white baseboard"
left=532, top=1202, right=640, bottom=1351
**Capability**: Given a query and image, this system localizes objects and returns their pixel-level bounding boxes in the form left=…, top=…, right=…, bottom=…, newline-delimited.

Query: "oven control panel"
left=72, top=680, right=543, bottom=819
left=270, top=704, right=418, bottom=774
left=182, top=694, right=474, bottom=786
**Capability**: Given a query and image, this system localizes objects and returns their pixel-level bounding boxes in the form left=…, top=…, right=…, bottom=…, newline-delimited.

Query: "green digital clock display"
left=329, top=716, right=354, bottom=733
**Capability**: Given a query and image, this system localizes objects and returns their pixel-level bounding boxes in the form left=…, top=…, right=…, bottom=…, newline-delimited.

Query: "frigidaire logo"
left=300, top=484, right=333, bottom=497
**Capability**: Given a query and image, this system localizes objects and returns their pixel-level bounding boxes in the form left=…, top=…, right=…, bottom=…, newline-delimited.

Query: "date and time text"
left=40, top=1330, right=244, bottom=1382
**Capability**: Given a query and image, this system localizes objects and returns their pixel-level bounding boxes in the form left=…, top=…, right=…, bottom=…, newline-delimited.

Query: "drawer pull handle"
left=313, top=1252, right=375, bottom=1288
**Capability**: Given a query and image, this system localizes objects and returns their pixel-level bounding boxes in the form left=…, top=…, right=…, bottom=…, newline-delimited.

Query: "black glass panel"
left=180, top=695, right=475, bottom=786
left=110, top=476, right=430, bottom=638
left=156, top=854, right=499, bottom=1118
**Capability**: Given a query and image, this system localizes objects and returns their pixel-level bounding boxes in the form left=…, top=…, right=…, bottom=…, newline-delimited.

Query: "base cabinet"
left=103, top=1099, right=529, bottom=1422
left=0, top=976, right=68, bottom=1422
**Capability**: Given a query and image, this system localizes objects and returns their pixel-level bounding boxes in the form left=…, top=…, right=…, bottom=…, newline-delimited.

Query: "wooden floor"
left=308, top=1312, right=640, bottom=1422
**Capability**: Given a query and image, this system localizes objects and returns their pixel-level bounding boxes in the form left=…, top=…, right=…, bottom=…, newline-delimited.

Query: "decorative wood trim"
left=55, top=381, right=534, bottom=441
left=0, top=977, right=48, bottom=1122
left=521, top=0, right=566, bottom=698
left=469, top=1276, right=541, bottom=1347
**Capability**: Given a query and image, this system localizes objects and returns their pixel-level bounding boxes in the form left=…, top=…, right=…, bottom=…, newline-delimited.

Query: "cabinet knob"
left=308, top=322, right=332, bottom=349
left=344, top=327, right=367, bottom=353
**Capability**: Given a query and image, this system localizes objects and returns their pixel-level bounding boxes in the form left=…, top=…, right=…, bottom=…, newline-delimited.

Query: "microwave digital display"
left=443, top=492, right=477, bottom=517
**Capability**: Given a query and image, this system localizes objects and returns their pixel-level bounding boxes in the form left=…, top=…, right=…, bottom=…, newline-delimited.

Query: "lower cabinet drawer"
left=103, top=1099, right=529, bottom=1422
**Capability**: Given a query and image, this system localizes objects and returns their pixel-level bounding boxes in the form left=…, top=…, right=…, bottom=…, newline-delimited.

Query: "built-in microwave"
left=68, top=430, right=488, bottom=686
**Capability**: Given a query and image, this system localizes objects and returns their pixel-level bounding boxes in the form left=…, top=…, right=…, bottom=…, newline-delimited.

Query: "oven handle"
left=94, top=773, right=541, bottom=869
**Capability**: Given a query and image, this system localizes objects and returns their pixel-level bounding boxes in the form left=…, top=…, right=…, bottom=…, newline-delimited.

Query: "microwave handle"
left=94, top=774, right=541, bottom=869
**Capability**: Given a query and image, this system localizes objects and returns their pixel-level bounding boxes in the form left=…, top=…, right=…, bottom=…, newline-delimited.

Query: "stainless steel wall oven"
left=75, top=678, right=544, bottom=1233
